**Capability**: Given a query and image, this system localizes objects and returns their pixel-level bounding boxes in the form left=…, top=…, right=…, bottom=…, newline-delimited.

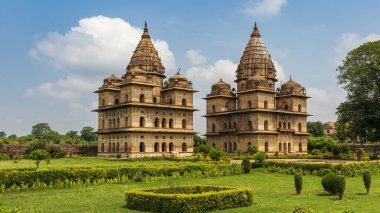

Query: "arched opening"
left=233, top=142, right=237, bottom=152
left=212, top=105, right=216, bottom=113
left=212, top=143, right=216, bottom=148
left=284, top=104, right=289, bottom=110
left=288, top=122, right=291, bottom=129
left=139, top=117, right=145, bottom=127
left=248, top=101, right=252, bottom=108
left=248, top=120, right=253, bottom=131
left=278, top=122, right=282, bottom=129
left=228, top=142, right=232, bottom=153
left=112, top=143, right=115, bottom=153
left=212, top=123, right=216, bottom=132
left=125, top=94, right=128, bottom=103
left=224, top=143, right=227, bottom=152
left=182, top=143, right=187, bottom=152
left=162, top=143, right=167, bottom=152
left=102, top=99, right=105, bottom=106
left=153, top=97, right=157, bottom=103
left=265, top=142, right=269, bottom=152
left=139, top=94, right=145, bottom=103
left=288, top=143, right=291, bottom=152
left=299, top=143, right=303, bottom=152
left=182, top=99, right=187, bottom=106
left=102, top=120, right=105, bottom=129
left=125, top=117, right=128, bottom=127
left=233, top=122, right=237, bottom=129
left=224, top=123, right=227, bottom=130
left=117, top=118, right=120, bottom=128
left=228, top=122, right=232, bottom=129
left=139, top=142, right=145, bottom=152
left=264, top=120, right=269, bottom=130
left=154, top=142, right=159, bottom=152
left=169, top=118, right=174, bottom=128
left=108, top=143, right=111, bottom=153
left=283, top=143, right=287, bottom=152
left=162, top=118, right=166, bottom=128
left=154, top=118, right=159, bottom=128
left=124, top=142, right=128, bottom=152
left=298, top=104, right=302, bottom=112
left=169, top=142, right=174, bottom=152
left=101, top=143, right=104, bottom=152
left=182, top=119, right=187, bottom=129
left=298, top=123, right=302, bottom=132
left=116, top=143, right=120, bottom=153
left=283, top=122, right=286, bottom=129
left=225, top=104, right=229, bottom=111
left=169, top=98, right=173, bottom=104
left=279, top=143, right=282, bottom=152
left=264, top=100, right=268, bottom=109
left=114, top=99, right=119, bottom=105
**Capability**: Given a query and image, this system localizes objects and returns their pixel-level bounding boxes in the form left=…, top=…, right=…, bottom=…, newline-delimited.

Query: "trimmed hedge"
left=0, top=162, right=243, bottom=190
left=264, top=160, right=380, bottom=177
left=125, top=185, right=253, bottom=213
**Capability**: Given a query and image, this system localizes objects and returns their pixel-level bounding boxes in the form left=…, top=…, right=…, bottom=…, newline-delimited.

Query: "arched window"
left=140, top=117, right=145, bottom=127
left=116, top=143, right=120, bottom=153
left=112, top=143, right=115, bottom=153
left=288, top=143, right=291, bottom=152
left=154, top=142, right=159, bottom=152
left=169, top=142, right=174, bottom=152
left=182, top=119, right=187, bottom=129
left=139, top=142, right=145, bottom=152
left=102, top=99, right=105, bottom=107
left=139, top=94, right=145, bottom=103
left=248, top=121, right=253, bottom=131
left=299, top=143, right=303, bottom=152
left=169, top=118, right=174, bottom=128
left=101, top=143, right=104, bottom=152
left=125, top=117, right=128, bottom=127
left=248, top=101, right=252, bottom=108
left=283, top=122, right=286, bottom=129
left=125, top=94, right=128, bottom=103
left=154, top=118, right=159, bottom=128
left=102, top=120, right=105, bottom=129
left=264, top=120, right=268, bottom=130
left=224, top=143, right=227, bottom=152
left=169, top=98, right=173, bottom=104
left=284, top=104, right=289, bottom=110
left=298, top=123, right=302, bottom=132
left=224, top=123, right=227, bottom=130
left=124, top=142, right=128, bottom=152
left=279, top=143, right=282, bottom=152
left=233, top=122, right=237, bottom=129
left=108, top=143, right=111, bottom=153
left=264, top=100, right=268, bottom=109
left=265, top=142, right=269, bottom=152
left=212, top=124, right=216, bottom=132
left=228, top=142, right=232, bottom=153
left=162, top=118, right=166, bottom=128
left=225, top=104, right=229, bottom=111
left=228, top=122, right=232, bottom=129
left=298, top=104, right=302, bottom=112
left=288, top=122, right=291, bottom=129
left=162, top=143, right=167, bottom=152
left=212, top=105, right=216, bottom=113
left=114, top=99, right=119, bottom=105
left=233, top=142, right=237, bottom=151
left=153, top=97, right=157, bottom=103
left=117, top=118, right=120, bottom=128
left=212, top=143, right=216, bottom=148
left=278, top=122, right=282, bottom=129
left=182, top=99, right=187, bottom=106
left=182, top=143, right=187, bottom=152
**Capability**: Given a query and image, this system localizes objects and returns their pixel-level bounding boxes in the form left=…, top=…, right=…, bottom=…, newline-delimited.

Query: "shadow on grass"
left=355, top=192, right=368, bottom=196
left=316, top=193, right=331, bottom=197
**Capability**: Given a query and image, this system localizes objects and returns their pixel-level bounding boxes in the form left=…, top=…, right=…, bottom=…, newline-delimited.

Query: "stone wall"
left=1, top=144, right=98, bottom=156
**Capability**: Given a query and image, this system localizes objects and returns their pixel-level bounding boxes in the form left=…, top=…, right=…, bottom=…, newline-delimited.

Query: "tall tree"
left=80, top=127, right=97, bottom=142
left=31, top=123, right=51, bottom=138
left=336, top=40, right=380, bottom=143
left=307, top=121, right=324, bottom=137
left=0, top=131, right=6, bottom=138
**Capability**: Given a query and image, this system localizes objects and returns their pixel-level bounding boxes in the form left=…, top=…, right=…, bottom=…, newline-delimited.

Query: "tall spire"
left=251, top=22, right=261, bottom=37
left=142, top=21, right=150, bottom=38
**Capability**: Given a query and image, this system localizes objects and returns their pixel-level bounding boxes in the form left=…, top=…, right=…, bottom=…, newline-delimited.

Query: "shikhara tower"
left=204, top=23, right=310, bottom=154
left=95, top=22, right=197, bottom=158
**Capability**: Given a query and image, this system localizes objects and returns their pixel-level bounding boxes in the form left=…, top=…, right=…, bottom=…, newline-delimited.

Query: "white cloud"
left=185, top=49, right=207, bottom=66
left=30, top=15, right=177, bottom=75
left=335, top=33, right=380, bottom=65
left=272, top=59, right=287, bottom=84
left=244, top=0, right=287, bottom=17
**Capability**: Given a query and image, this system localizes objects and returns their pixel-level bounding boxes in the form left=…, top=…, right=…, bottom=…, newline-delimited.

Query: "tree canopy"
left=336, top=40, right=380, bottom=143
left=307, top=121, right=324, bottom=137
left=31, top=123, right=51, bottom=138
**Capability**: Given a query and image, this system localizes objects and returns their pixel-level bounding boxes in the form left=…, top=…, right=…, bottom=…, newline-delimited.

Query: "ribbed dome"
left=209, top=79, right=233, bottom=96
left=126, top=22, right=165, bottom=74
left=279, top=77, right=304, bottom=95
left=236, top=23, right=276, bottom=82
left=102, top=74, right=121, bottom=88
left=167, top=71, right=193, bottom=89
left=169, top=72, right=188, bottom=82
left=324, top=121, right=335, bottom=129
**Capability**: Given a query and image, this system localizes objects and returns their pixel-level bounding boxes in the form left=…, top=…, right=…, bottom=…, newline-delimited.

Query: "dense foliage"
left=242, top=158, right=251, bottom=173
left=294, top=173, right=302, bottom=194
left=363, top=170, right=371, bottom=194
left=125, top=185, right=253, bottom=213
left=336, top=175, right=346, bottom=200
left=307, top=122, right=324, bottom=137
left=336, top=40, right=380, bottom=143
left=28, top=149, right=49, bottom=169
left=321, top=173, right=338, bottom=195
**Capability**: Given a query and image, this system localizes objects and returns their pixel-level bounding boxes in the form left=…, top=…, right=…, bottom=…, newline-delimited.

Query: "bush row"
left=264, top=160, right=380, bottom=177
left=0, top=162, right=243, bottom=190
left=125, top=185, right=253, bottom=213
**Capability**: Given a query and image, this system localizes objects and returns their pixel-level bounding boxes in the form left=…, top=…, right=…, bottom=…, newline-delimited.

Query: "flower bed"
left=125, top=185, right=253, bottom=213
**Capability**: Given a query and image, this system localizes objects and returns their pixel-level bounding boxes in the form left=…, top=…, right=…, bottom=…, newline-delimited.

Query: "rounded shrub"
left=321, top=173, right=338, bottom=195
left=294, top=173, right=302, bottom=194
left=125, top=185, right=253, bottom=213
left=253, top=152, right=265, bottom=168
left=336, top=175, right=346, bottom=200
left=242, top=158, right=251, bottom=173
left=363, top=170, right=371, bottom=194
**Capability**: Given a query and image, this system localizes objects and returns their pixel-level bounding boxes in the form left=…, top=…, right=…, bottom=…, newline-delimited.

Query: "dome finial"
left=144, top=21, right=148, bottom=31
left=251, top=21, right=260, bottom=37
left=142, top=21, right=150, bottom=38
left=290, top=75, right=292, bottom=81
left=220, top=78, right=223, bottom=81
left=177, top=68, right=180, bottom=74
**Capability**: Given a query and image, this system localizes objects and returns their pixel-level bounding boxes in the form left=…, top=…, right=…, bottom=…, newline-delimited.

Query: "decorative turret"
left=208, top=79, right=234, bottom=97
left=278, top=76, right=306, bottom=96
left=235, top=23, right=276, bottom=92
left=126, top=22, right=165, bottom=74
left=101, top=74, right=122, bottom=89
left=167, top=69, right=193, bottom=89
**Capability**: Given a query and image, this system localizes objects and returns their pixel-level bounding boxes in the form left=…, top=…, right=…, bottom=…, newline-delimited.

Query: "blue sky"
left=1, top=0, right=380, bottom=136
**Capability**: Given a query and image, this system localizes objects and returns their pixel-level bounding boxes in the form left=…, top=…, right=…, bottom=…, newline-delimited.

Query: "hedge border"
left=125, top=185, right=253, bottom=213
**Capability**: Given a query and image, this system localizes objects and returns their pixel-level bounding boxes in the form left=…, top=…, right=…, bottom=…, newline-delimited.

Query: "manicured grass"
left=1, top=169, right=379, bottom=212
left=0, top=157, right=176, bottom=169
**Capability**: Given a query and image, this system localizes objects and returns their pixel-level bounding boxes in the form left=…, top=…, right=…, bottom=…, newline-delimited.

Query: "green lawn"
left=0, top=157, right=176, bottom=169
left=1, top=169, right=378, bottom=212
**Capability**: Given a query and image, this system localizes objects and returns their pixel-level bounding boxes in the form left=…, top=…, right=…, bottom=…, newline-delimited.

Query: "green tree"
left=194, top=144, right=212, bottom=159
left=336, top=40, right=380, bottom=143
left=28, top=149, right=49, bottom=169
left=66, top=130, right=79, bottom=139
left=307, top=121, right=324, bottom=137
left=31, top=123, right=51, bottom=138
left=80, top=127, right=97, bottom=142
left=193, top=135, right=206, bottom=146
left=210, top=148, right=224, bottom=161
left=0, top=131, right=6, bottom=138
left=43, top=130, right=61, bottom=144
